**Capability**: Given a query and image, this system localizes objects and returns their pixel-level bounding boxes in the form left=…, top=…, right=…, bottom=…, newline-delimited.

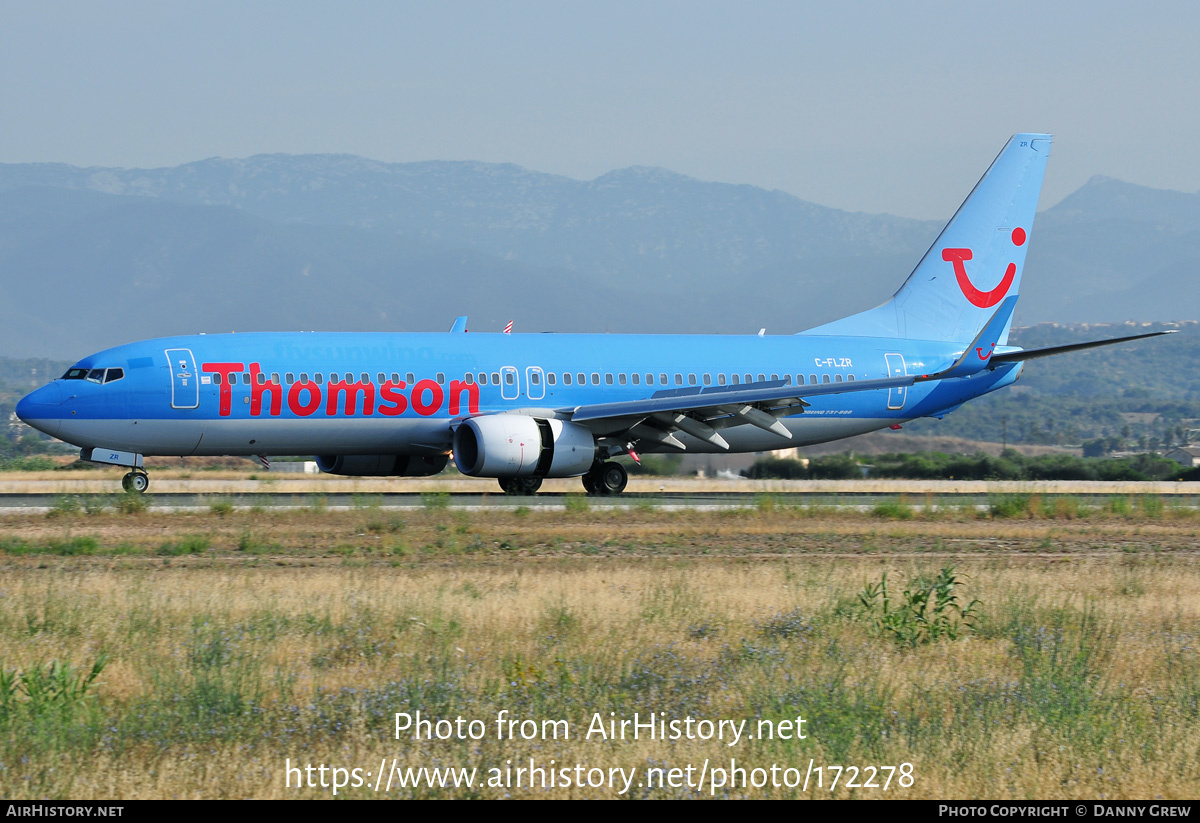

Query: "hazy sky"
left=3, top=1, right=1198, bottom=219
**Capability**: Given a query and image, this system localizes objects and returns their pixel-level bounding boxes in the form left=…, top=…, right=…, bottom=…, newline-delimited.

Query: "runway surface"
left=3, top=483, right=1200, bottom=513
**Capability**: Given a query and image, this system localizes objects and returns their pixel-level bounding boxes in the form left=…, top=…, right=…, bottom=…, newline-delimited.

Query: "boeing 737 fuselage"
left=15, top=134, right=1174, bottom=494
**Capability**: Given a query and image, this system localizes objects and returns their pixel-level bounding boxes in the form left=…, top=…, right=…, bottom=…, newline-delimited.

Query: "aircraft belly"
left=189, top=417, right=453, bottom=456
left=57, top=419, right=205, bottom=456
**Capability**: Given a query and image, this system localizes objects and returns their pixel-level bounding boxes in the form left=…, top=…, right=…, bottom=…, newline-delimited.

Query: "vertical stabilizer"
left=801, top=133, right=1051, bottom=344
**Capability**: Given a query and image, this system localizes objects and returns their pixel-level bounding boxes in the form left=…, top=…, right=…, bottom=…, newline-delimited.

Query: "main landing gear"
left=581, top=460, right=628, bottom=495
left=121, top=470, right=150, bottom=494
left=493, top=461, right=629, bottom=496
left=497, top=477, right=543, bottom=495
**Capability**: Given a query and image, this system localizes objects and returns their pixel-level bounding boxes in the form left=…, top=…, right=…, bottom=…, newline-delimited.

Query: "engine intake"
left=315, top=454, right=448, bottom=477
left=453, top=415, right=595, bottom=477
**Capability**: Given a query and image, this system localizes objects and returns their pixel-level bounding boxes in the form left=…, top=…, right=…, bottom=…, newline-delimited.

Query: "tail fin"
left=802, top=133, right=1051, bottom=344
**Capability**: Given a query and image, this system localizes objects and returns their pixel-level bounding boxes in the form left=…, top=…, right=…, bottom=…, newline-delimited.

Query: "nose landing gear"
left=79, top=448, right=149, bottom=494
left=121, top=470, right=150, bottom=494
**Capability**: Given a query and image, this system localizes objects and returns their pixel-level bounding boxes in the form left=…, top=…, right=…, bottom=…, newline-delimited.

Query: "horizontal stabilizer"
left=988, top=329, right=1178, bottom=365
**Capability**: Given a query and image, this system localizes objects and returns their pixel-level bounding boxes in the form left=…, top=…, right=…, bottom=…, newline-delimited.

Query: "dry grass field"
left=1, top=495, right=1199, bottom=798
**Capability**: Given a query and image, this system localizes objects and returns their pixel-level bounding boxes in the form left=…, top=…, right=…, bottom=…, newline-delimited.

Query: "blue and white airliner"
left=15, top=134, right=1172, bottom=494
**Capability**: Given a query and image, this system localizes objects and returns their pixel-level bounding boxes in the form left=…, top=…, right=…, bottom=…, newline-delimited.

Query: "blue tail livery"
left=16, top=134, right=1175, bottom=494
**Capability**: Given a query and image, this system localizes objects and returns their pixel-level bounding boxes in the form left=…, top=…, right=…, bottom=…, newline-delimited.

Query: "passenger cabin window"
left=361, top=373, right=369, bottom=384
left=848, top=374, right=856, bottom=382
left=618, top=373, right=626, bottom=385
left=314, top=373, right=323, bottom=385
left=632, top=373, right=640, bottom=385
left=809, top=374, right=817, bottom=385
left=702, top=374, right=711, bottom=385
left=531, top=372, right=541, bottom=385
left=271, top=373, right=281, bottom=385
left=578, top=373, right=585, bottom=385
left=796, top=374, right=805, bottom=385
left=300, top=373, right=309, bottom=384
left=718, top=374, right=727, bottom=385
left=674, top=373, right=683, bottom=385
left=783, top=375, right=791, bottom=386
left=605, top=373, right=613, bottom=385
left=478, top=373, right=487, bottom=385
left=377, top=373, right=385, bottom=384
left=257, top=373, right=266, bottom=385
left=659, top=373, right=667, bottom=385
left=744, top=374, right=752, bottom=384
left=835, top=374, right=843, bottom=382
left=688, top=374, right=697, bottom=385
left=731, top=374, right=740, bottom=385
left=406, top=373, right=415, bottom=384
left=758, top=374, right=766, bottom=382
left=505, top=372, right=515, bottom=385
left=391, top=373, right=400, bottom=384
left=242, top=372, right=251, bottom=385
left=822, top=374, right=831, bottom=383
left=465, top=373, right=475, bottom=384
left=212, top=373, right=222, bottom=385
left=285, top=372, right=294, bottom=384
left=547, top=373, right=556, bottom=385
left=591, top=373, right=600, bottom=385
left=564, top=373, right=572, bottom=385
left=493, top=373, right=501, bottom=385
left=646, top=374, right=654, bottom=385
left=436, top=373, right=445, bottom=384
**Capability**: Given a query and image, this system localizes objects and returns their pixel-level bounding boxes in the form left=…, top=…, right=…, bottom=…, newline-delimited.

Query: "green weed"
left=0, top=654, right=109, bottom=721
left=871, top=499, right=914, bottom=520
left=156, top=535, right=211, bottom=556
left=858, top=566, right=981, bottom=647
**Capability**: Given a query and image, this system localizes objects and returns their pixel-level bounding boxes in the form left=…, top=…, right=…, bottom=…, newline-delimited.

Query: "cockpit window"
left=63, top=367, right=125, bottom=383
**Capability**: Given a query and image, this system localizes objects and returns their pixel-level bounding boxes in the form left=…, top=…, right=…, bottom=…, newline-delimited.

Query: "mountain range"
left=1, top=155, right=1197, bottom=358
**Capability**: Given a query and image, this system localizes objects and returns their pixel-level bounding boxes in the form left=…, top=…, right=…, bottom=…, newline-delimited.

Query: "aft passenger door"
left=884, top=353, right=907, bottom=410
left=165, top=348, right=199, bottom=409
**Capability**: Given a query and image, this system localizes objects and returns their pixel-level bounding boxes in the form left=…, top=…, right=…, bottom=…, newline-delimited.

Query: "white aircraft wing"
left=558, top=375, right=917, bottom=450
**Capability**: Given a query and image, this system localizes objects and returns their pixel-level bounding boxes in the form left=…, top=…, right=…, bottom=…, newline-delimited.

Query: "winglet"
left=918, top=296, right=1018, bottom=381
left=449, top=316, right=468, bottom=333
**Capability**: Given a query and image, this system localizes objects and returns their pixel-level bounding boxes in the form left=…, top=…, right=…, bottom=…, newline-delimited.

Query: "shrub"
left=858, top=566, right=980, bottom=647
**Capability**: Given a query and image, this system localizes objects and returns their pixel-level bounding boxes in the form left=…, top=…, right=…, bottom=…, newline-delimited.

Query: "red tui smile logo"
left=943, top=227, right=1026, bottom=308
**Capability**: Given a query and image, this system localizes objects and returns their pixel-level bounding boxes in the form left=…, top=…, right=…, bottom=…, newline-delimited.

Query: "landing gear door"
left=885, top=353, right=907, bottom=410
left=165, top=348, right=199, bottom=409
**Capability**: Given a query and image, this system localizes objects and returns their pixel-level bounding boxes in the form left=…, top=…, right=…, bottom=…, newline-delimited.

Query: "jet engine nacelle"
left=315, top=454, right=448, bottom=477
left=453, top=415, right=595, bottom=477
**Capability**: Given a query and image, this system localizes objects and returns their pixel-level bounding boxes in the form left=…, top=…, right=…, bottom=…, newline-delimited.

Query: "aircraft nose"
left=15, top=383, right=63, bottom=438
